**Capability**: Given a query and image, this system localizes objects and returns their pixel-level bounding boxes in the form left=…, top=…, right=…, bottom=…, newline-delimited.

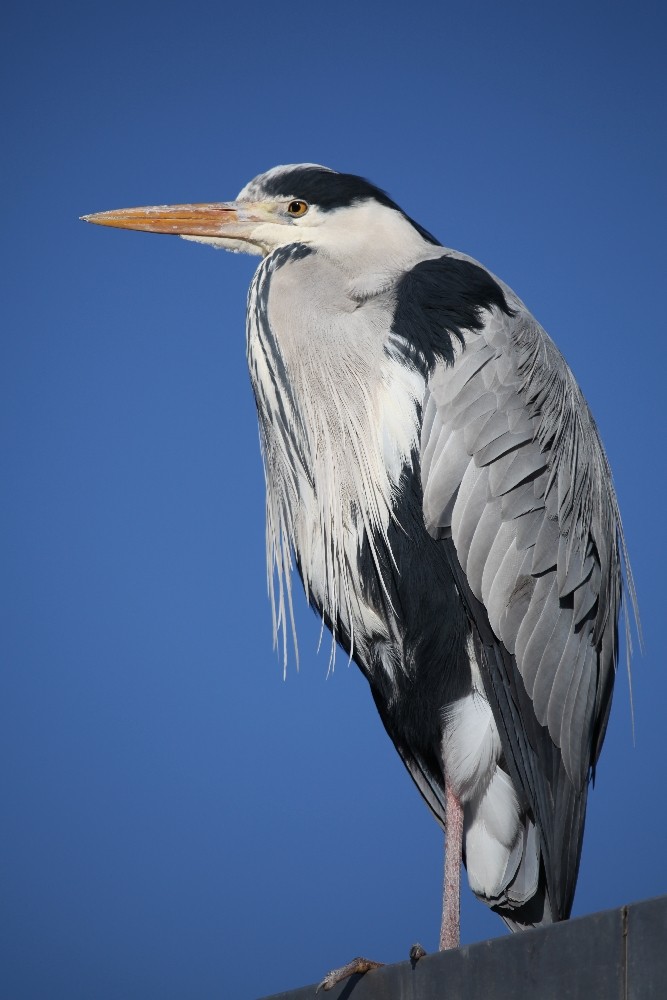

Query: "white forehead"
left=236, top=163, right=336, bottom=201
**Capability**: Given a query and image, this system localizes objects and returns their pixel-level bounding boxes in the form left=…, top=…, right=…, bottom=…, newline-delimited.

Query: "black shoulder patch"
left=259, top=166, right=441, bottom=245
left=389, top=254, right=514, bottom=373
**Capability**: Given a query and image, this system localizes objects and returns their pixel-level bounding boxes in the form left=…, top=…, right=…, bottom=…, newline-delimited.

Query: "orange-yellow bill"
left=80, top=202, right=251, bottom=238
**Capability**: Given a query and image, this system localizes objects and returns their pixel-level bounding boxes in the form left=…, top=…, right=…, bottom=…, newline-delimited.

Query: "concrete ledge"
left=262, top=895, right=667, bottom=1000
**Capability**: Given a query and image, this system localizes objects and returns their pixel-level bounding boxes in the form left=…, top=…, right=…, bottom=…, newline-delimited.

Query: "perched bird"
left=83, top=164, right=636, bottom=980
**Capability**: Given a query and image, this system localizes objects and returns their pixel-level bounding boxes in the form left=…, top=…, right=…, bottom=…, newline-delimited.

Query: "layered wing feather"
left=417, top=255, right=634, bottom=918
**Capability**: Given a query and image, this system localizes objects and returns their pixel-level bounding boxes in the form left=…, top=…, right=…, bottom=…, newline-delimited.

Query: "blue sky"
left=2, top=1, right=666, bottom=997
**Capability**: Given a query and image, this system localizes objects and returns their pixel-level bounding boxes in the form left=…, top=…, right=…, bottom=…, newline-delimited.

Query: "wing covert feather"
left=417, top=253, right=632, bottom=918
left=422, top=308, right=626, bottom=787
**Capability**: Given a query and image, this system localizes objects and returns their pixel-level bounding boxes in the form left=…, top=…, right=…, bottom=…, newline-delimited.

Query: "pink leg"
left=439, top=783, right=463, bottom=950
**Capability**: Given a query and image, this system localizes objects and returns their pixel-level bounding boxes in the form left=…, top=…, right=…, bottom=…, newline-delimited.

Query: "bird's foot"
left=316, top=956, right=384, bottom=992
left=316, top=945, right=425, bottom=992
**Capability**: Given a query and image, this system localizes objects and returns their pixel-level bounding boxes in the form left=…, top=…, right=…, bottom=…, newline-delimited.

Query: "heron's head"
left=81, top=164, right=440, bottom=260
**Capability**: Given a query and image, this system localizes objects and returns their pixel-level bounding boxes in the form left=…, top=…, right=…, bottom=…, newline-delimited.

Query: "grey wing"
left=421, top=295, right=634, bottom=919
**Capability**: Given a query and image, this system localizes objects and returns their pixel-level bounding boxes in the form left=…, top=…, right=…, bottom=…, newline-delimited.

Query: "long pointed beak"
left=80, top=201, right=255, bottom=239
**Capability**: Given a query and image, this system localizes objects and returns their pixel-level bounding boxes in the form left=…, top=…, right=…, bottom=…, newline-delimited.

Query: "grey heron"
left=82, top=164, right=637, bottom=986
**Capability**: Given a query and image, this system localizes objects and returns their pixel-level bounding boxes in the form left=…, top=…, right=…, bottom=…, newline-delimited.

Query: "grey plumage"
left=422, top=280, right=636, bottom=918
left=82, top=162, right=638, bottom=943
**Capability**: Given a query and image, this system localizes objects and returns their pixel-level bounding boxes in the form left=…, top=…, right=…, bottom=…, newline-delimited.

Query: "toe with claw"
left=316, top=956, right=384, bottom=992
left=409, top=943, right=427, bottom=964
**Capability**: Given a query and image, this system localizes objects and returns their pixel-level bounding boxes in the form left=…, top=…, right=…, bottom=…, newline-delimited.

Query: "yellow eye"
left=287, top=200, right=309, bottom=218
